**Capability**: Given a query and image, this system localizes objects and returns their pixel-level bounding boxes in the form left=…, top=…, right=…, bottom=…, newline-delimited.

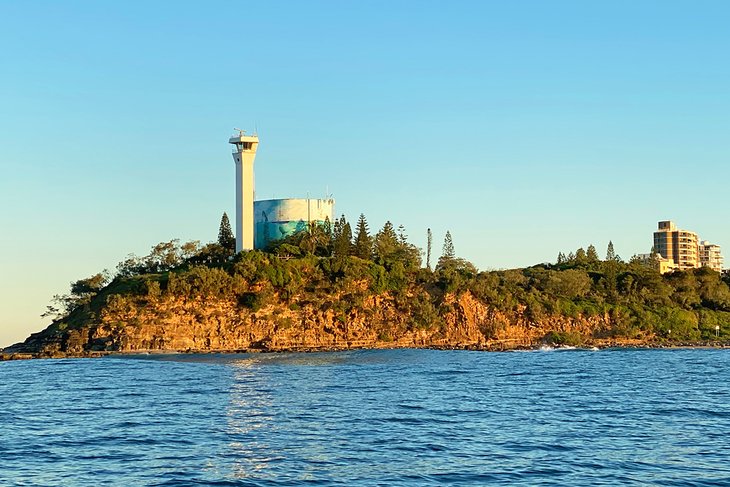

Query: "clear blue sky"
left=2, top=1, right=729, bottom=347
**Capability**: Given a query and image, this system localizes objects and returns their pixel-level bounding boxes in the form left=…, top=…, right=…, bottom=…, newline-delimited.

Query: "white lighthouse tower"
left=229, top=130, right=259, bottom=253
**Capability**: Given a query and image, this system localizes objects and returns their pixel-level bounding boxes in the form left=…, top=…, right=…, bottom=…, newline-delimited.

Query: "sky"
left=1, top=1, right=729, bottom=347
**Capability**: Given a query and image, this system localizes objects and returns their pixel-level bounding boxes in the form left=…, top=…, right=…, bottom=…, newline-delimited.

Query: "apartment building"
left=699, top=241, right=724, bottom=272
left=653, top=221, right=699, bottom=271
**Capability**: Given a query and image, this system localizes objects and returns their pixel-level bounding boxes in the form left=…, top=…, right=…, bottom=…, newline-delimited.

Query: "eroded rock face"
left=7, top=291, right=620, bottom=356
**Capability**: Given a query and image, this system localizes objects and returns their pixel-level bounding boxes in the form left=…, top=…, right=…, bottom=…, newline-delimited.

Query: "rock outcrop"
left=5, top=290, right=632, bottom=358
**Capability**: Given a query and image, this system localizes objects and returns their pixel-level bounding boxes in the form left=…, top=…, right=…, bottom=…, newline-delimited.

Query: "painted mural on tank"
left=254, top=198, right=335, bottom=249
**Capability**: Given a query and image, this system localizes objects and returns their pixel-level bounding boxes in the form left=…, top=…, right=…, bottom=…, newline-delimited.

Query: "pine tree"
left=397, top=224, right=408, bottom=245
left=374, top=221, right=399, bottom=263
left=341, top=223, right=353, bottom=254
left=557, top=252, right=566, bottom=264
left=322, top=216, right=332, bottom=239
left=442, top=231, right=455, bottom=260
left=332, top=215, right=352, bottom=257
left=353, top=214, right=372, bottom=259
left=217, top=212, right=235, bottom=254
left=606, top=241, right=616, bottom=261
left=437, top=231, right=468, bottom=272
left=587, top=244, right=599, bottom=262
left=649, top=247, right=659, bottom=269
left=426, top=228, right=433, bottom=270
left=332, top=215, right=343, bottom=244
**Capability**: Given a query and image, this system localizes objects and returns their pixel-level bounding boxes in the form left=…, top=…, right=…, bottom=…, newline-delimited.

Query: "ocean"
left=2, top=348, right=729, bottom=486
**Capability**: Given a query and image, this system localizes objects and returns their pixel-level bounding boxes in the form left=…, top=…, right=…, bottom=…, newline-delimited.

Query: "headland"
left=4, top=225, right=730, bottom=360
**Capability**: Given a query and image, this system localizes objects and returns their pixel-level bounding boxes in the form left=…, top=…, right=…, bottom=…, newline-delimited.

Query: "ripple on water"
left=2, top=349, right=730, bottom=485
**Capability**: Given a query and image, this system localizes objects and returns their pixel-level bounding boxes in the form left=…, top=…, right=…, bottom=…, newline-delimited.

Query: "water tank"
left=254, top=198, right=335, bottom=249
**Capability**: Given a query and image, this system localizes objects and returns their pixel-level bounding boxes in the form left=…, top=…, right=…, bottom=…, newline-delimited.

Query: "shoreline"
left=3, top=340, right=730, bottom=361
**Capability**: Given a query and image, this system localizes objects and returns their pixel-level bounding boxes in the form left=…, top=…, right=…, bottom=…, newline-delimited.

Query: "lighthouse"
left=229, top=130, right=259, bottom=253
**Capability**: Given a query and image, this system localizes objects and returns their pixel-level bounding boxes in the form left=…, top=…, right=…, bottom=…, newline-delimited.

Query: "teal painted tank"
left=254, top=198, right=335, bottom=249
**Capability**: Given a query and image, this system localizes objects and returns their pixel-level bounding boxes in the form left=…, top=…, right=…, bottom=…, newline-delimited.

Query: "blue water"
left=2, top=349, right=730, bottom=486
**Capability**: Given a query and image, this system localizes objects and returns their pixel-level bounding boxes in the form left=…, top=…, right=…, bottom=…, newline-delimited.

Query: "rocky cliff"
left=4, top=289, right=637, bottom=358
left=8, top=246, right=729, bottom=359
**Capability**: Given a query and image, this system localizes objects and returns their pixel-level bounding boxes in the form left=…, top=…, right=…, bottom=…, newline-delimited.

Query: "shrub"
left=543, top=330, right=583, bottom=346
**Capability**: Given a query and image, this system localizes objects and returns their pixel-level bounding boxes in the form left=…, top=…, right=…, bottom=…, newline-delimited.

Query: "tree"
left=696, top=267, right=730, bottom=310
left=426, top=228, right=433, bottom=271
left=322, top=216, right=332, bottom=240
left=557, top=252, right=566, bottom=265
left=188, top=242, right=230, bottom=266
left=435, top=256, right=478, bottom=280
left=373, top=221, right=399, bottom=264
left=298, top=222, right=331, bottom=256
left=647, top=246, right=660, bottom=265
left=217, top=212, right=235, bottom=254
left=331, top=216, right=343, bottom=250
left=442, top=231, right=455, bottom=260
left=575, top=247, right=588, bottom=266
left=436, top=231, right=458, bottom=272
left=606, top=241, right=616, bottom=261
left=147, top=240, right=198, bottom=272
left=116, top=239, right=201, bottom=276
left=43, top=271, right=112, bottom=320
left=587, top=245, right=599, bottom=263
left=338, top=222, right=353, bottom=257
left=397, top=225, right=408, bottom=245
left=435, top=231, right=475, bottom=285
left=394, top=225, right=422, bottom=270
left=545, top=269, right=592, bottom=299
left=71, top=272, right=110, bottom=301
left=332, top=215, right=352, bottom=257
left=353, top=214, right=372, bottom=259
left=602, top=255, right=619, bottom=301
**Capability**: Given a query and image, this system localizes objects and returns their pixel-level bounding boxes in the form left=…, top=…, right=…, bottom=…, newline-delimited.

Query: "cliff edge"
left=5, top=240, right=730, bottom=358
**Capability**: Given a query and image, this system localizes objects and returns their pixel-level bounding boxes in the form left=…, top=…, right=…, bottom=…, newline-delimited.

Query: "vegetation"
left=41, top=217, right=730, bottom=347
left=353, top=214, right=372, bottom=260
left=217, top=212, right=235, bottom=255
left=426, top=228, right=433, bottom=271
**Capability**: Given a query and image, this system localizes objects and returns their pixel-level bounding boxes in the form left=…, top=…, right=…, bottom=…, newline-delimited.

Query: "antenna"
left=233, top=128, right=245, bottom=136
